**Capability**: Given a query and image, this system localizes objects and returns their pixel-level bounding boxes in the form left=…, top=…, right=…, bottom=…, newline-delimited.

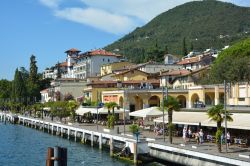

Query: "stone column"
left=215, top=86, right=219, bottom=105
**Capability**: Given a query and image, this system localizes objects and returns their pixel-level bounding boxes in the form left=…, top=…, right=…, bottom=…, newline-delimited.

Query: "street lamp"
left=224, top=80, right=228, bottom=152
left=162, top=86, right=168, bottom=142
left=123, top=89, right=128, bottom=134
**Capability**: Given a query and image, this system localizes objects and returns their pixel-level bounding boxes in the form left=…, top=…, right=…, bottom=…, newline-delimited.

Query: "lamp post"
left=123, top=89, right=128, bottom=134
left=224, top=80, right=228, bottom=153
left=96, top=106, right=99, bottom=131
left=162, top=86, right=168, bottom=142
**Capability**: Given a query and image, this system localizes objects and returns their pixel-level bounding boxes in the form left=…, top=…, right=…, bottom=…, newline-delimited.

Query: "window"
left=103, top=58, right=105, bottom=62
left=238, top=98, right=245, bottom=101
left=108, top=59, right=110, bottom=62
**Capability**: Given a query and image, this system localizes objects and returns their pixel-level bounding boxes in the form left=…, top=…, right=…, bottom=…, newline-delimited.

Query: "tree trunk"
left=112, top=107, right=115, bottom=116
left=168, top=110, right=173, bottom=144
left=217, top=121, right=222, bottom=153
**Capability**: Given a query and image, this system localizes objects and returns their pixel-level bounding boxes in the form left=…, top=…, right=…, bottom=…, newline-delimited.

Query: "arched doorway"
left=191, top=93, right=199, bottom=108
left=148, top=96, right=160, bottom=107
left=177, top=95, right=186, bottom=108
left=205, top=93, right=214, bottom=106
left=134, top=96, right=143, bottom=111
left=119, top=97, right=124, bottom=108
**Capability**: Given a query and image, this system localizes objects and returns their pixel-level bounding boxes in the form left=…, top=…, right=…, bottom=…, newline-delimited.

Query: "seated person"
left=156, top=128, right=163, bottom=136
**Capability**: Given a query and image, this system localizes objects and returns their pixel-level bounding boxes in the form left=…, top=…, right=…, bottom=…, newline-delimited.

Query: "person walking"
left=226, top=131, right=231, bottom=148
left=195, top=131, right=200, bottom=145
left=199, top=129, right=204, bottom=144
left=183, top=127, right=187, bottom=144
left=188, top=127, right=192, bottom=142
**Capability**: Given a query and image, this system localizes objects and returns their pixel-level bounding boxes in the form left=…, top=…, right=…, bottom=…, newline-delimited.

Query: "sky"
left=0, top=0, right=250, bottom=80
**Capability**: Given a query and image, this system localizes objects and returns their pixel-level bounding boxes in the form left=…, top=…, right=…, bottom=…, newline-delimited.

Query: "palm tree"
left=67, top=100, right=78, bottom=122
left=207, top=104, right=233, bottom=152
left=165, top=96, right=180, bottom=144
left=104, top=102, right=118, bottom=115
left=104, top=102, right=118, bottom=128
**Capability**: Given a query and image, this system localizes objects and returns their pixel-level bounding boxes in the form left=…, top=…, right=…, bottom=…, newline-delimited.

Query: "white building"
left=73, top=49, right=121, bottom=79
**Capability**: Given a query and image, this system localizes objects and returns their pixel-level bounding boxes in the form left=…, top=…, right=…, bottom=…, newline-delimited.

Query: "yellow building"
left=101, top=84, right=228, bottom=111
left=112, top=69, right=149, bottom=81
left=100, top=61, right=134, bottom=76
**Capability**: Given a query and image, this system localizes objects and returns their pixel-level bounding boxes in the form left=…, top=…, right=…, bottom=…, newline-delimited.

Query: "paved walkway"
left=10, top=114, right=250, bottom=163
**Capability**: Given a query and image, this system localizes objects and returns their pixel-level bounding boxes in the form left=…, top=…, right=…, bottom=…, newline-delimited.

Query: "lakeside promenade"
left=1, top=112, right=250, bottom=166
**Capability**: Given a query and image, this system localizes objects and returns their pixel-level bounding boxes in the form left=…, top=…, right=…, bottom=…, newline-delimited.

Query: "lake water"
left=0, top=123, right=133, bottom=166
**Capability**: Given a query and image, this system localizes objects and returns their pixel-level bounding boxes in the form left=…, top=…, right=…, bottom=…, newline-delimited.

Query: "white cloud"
left=39, top=0, right=62, bottom=9
left=39, top=0, right=250, bottom=35
left=80, top=0, right=195, bottom=22
left=54, top=7, right=137, bottom=34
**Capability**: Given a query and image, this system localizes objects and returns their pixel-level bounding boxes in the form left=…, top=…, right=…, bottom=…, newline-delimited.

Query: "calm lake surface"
left=0, top=123, right=134, bottom=166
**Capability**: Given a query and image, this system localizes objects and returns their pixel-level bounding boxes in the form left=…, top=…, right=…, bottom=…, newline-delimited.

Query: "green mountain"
left=105, top=0, right=250, bottom=63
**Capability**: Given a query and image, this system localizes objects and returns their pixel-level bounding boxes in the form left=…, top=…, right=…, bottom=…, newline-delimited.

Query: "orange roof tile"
left=59, top=62, right=67, bottom=67
left=81, top=49, right=122, bottom=57
left=177, top=56, right=200, bottom=65
left=65, top=48, right=81, bottom=53
left=161, top=69, right=191, bottom=76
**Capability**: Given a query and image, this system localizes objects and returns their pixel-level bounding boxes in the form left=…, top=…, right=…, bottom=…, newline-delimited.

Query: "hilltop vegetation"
left=105, top=0, right=250, bottom=63
left=209, top=37, right=250, bottom=83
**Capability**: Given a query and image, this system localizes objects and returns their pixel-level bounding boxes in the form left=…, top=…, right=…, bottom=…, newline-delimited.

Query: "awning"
left=43, top=107, right=51, bottom=111
left=154, top=112, right=250, bottom=130
left=90, top=107, right=129, bottom=114
left=129, top=107, right=162, bottom=118
left=154, top=112, right=209, bottom=125
left=75, top=107, right=96, bottom=115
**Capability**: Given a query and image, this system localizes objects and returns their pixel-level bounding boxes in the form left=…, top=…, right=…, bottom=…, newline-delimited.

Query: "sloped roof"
left=65, top=48, right=81, bottom=53
left=80, top=49, right=122, bottom=57
left=177, top=56, right=200, bottom=65
left=161, top=69, right=191, bottom=76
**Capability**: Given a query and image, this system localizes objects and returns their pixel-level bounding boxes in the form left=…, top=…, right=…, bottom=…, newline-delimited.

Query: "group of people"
left=154, top=125, right=164, bottom=136
left=182, top=127, right=204, bottom=144
left=182, top=127, right=231, bottom=147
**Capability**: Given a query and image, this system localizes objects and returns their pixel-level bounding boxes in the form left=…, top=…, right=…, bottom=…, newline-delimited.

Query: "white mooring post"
left=99, top=134, right=102, bottom=150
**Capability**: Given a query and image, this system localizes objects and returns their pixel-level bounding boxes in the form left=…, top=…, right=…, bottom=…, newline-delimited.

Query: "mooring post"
left=91, top=132, right=94, bottom=147
left=48, top=124, right=50, bottom=134
left=46, top=147, right=54, bottom=166
left=133, top=142, right=138, bottom=165
left=67, top=128, right=70, bottom=140
left=61, top=128, right=63, bottom=137
left=54, top=146, right=61, bottom=166
left=99, top=134, right=102, bottom=150
left=61, top=147, right=67, bottom=166
left=74, top=131, right=77, bottom=142
left=81, top=132, right=85, bottom=144
left=110, top=137, right=114, bottom=157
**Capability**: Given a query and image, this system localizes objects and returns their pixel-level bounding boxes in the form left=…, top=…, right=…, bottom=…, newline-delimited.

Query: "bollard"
left=133, top=142, right=137, bottom=165
left=46, top=147, right=54, bottom=166
left=61, top=128, right=63, bottom=137
left=91, top=132, right=94, bottom=147
left=54, top=146, right=61, bottom=166
left=67, top=129, right=70, bottom=140
left=110, top=137, right=114, bottom=157
left=61, top=148, right=67, bottom=166
left=99, top=134, right=102, bottom=150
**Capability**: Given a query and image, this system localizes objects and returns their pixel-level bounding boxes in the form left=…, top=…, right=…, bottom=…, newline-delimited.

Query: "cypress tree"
left=12, top=68, right=26, bottom=103
left=29, top=55, right=38, bottom=84
left=56, top=61, right=61, bottom=79
left=182, top=37, right=188, bottom=56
